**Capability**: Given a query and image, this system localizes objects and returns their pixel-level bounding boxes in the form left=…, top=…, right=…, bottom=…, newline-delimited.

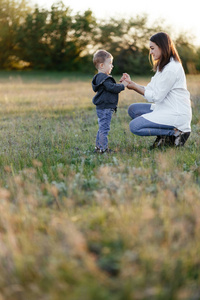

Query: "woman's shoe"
left=174, top=132, right=190, bottom=147
left=164, top=135, right=175, bottom=146
left=150, top=136, right=166, bottom=149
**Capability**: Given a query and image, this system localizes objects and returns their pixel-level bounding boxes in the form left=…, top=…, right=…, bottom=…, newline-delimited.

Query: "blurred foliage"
left=176, top=34, right=199, bottom=74
left=0, top=0, right=31, bottom=69
left=0, top=73, right=199, bottom=299
left=0, top=0, right=199, bottom=74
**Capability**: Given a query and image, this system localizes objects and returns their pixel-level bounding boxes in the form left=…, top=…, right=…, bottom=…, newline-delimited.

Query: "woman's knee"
left=128, top=104, right=137, bottom=119
left=129, top=119, right=139, bottom=134
left=129, top=117, right=147, bottom=135
left=128, top=103, right=152, bottom=120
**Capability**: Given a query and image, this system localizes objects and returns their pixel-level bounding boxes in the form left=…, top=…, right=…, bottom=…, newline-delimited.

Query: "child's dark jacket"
left=92, top=72, right=124, bottom=109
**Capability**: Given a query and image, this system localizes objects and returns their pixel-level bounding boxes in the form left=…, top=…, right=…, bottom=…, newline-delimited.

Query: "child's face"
left=100, top=57, right=113, bottom=75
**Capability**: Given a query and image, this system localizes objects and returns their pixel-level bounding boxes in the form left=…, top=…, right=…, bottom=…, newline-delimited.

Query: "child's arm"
left=103, top=78, right=125, bottom=94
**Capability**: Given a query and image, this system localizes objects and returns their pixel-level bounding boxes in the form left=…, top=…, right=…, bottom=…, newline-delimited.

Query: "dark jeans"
left=96, top=108, right=114, bottom=151
left=128, top=103, right=175, bottom=136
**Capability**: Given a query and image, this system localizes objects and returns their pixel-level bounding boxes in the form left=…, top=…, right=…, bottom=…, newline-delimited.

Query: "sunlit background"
left=31, top=0, right=200, bottom=46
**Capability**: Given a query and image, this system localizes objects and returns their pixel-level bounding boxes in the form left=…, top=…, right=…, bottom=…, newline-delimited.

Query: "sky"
left=30, top=0, right=200, bottom=46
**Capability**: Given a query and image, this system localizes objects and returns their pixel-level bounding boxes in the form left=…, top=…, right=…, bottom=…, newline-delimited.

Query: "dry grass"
left=0, top=72, right=200, bottom=300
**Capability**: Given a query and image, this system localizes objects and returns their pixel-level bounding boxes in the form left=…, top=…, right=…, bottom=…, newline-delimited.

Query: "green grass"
left=0, top=72, right=200, bottom=300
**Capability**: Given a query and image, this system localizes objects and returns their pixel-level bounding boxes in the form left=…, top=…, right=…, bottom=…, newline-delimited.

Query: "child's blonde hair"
left=93, top=49, right=113, bottom=69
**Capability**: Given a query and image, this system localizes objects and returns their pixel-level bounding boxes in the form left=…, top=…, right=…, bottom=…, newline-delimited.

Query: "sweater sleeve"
left=103, top=78, right=125, bottom=94
left=144, top=69, right=177, bottom=103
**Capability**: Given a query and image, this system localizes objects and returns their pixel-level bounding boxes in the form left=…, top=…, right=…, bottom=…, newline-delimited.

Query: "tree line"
left=0, top=0, right=199, bottom=74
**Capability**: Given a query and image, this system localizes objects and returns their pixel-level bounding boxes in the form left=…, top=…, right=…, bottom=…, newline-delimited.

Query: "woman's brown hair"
left=150, top=32, right=181, bottom=72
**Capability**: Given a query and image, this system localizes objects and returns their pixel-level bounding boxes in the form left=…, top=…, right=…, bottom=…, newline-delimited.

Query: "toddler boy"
left=92, top=49, right=128, bottom=153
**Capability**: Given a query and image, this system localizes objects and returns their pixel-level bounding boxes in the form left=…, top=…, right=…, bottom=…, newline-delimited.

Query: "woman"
left=121, top=32, right=192, bottom=148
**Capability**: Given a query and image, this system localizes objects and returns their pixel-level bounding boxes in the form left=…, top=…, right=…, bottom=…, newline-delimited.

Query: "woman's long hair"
left=149, top=32, right=181, bottom=72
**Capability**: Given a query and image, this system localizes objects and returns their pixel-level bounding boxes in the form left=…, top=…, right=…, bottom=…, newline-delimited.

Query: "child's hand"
left=119, top=74, right=125, bottom=82
left=121, top=80, right=129, bottom=87
left=120, top=73, right=131, bottom=83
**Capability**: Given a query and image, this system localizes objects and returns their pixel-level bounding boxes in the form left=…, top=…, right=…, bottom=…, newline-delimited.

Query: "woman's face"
left=149, top=41, right=162, bottom=61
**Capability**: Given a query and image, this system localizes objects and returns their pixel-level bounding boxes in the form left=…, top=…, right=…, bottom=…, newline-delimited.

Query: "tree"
left=16, top=7, right=49, bottom=68
left=71, top=9, right=97, bottom=71
left=196, top=47, right=200, bottom=72
left=175, top=33, right=198, bottom=74
left=0, top=0, right=30, bottom=69
left=92, top=15, right=163, bottom=75
left=44, top=1, right=73, bottom=69
left=0, top=1, right=199, bottom=73
left=16, top=2, right=97, bottom=70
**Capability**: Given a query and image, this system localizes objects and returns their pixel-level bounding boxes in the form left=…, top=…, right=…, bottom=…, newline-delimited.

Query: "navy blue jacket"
left=92, top=72, right=125, bottom=109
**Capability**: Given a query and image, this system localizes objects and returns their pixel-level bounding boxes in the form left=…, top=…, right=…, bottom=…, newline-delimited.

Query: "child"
left=92, top=49, right=128, bottom=153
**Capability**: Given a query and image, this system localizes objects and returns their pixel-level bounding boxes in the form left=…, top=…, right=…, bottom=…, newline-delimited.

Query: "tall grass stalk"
left=0, top=72, right=200, bottom=300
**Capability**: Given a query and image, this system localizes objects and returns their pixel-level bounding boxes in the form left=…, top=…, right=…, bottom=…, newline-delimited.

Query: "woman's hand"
left=121, top=80, right=129, bottom=87
left=120, top=73, right=131, bottom=83
left=120, top=73, right=145, bottom=95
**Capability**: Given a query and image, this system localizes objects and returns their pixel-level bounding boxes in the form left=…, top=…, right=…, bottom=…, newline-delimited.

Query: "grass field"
left=0, top=71, right=200, bottom=300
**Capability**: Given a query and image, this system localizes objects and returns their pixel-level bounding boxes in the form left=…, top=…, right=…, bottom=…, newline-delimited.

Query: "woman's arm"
left=127, top=81, right=145, bottom=96
left=120, top=73, right=145, bottom=96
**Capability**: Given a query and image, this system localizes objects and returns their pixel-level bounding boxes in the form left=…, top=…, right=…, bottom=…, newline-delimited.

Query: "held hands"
left=120, top=73, right=131, bottom=82
left=120, top=73, right=132, bottom=89
left=121, top=80, right=129, bottom=87
left=120, top=72, right=144, bottom=95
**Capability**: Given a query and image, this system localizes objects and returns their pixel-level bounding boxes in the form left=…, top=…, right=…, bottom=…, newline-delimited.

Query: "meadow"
left=0, top=71, right=200, bottom=300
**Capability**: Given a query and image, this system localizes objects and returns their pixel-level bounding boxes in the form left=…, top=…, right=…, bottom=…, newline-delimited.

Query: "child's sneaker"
left=93, top=146, right=100, bottom=153
left=99, top=148, right=115, bottom=154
